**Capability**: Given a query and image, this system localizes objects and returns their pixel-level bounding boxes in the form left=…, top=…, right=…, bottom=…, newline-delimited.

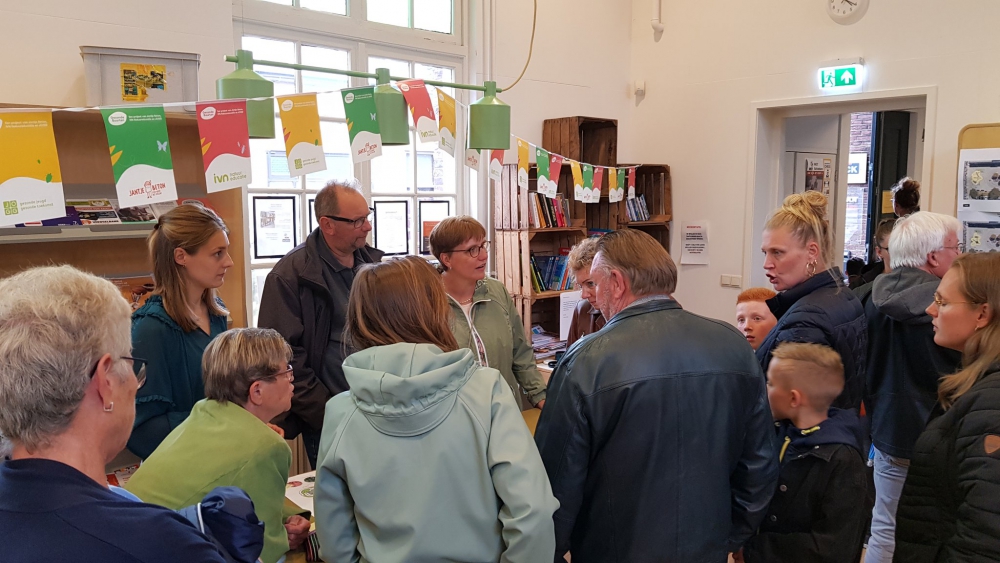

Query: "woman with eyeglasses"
left=126, top=327, right=310, bottom=563
left=128, top=203, right=234, bottom=459
left=430, top=216, right=547, bottom=410
left=892, top=252, right=1000, bottom=563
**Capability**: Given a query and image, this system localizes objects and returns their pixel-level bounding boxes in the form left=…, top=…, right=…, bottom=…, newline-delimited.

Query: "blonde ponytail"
left=765, top=191, right=834, bottom=267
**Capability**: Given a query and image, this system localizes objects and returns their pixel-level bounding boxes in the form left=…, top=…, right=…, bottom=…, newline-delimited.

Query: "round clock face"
left=827, top=0, right=870, bottom=25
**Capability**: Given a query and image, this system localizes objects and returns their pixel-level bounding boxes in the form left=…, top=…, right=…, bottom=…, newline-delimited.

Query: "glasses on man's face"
left=324, top=208, right=374, bottom=229
left=90, top=356, right=147, bottom=390
left=449, top=241, right=491, bottom=258
left=941, top=243, right=966, bottom=253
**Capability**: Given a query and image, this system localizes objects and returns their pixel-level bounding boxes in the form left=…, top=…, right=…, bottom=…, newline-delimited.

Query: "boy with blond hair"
left=739, top=342, right=870, bottom=563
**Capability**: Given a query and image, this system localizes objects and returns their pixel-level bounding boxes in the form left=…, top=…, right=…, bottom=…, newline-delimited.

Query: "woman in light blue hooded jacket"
left=314, top=256, right=558, bottom=563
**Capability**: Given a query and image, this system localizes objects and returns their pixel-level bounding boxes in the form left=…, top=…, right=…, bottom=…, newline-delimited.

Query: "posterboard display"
left=956, top=125, right=1000, bottom=254
left=252, top=195, right=298, bottom=260
left=373, top=200, right=409, bottom=255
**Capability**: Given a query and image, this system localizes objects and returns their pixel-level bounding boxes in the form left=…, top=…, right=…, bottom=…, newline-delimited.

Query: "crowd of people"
left=1, top=178, right=998, bottom=563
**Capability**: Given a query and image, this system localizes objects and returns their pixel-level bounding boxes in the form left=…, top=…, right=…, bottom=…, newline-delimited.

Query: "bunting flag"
left=399, top=79, right=438, bottom=143
left=278, top=93, right=328, bottom=174
left=436, top=90, right=456, bottom=156
left=581, top=163, right=594, bottom=203
left=340, top=87, right=381, bottom=164
left=535, top=147, right=555, bottom=198
left=614, top=167, right=626, bottom=202
left=550, top=153, right=564, bottom=195
left=196, top=100, right=251, bottom=193
left=571, top=161, right=584, bottom=202
left=591, top=166, right=605, bottom=203
left=100, top=106, right=178, bottom=207
left=465, top=148, right=480, bottom=170
left=0, top=111, right=66, bottom=227
left=607, top=167, right=618, bottom=203
left=627, top=166, right=637, bottom=200
left=489, top=150, right=503, bottom=181
left=516, top=138, right=530, bottom=190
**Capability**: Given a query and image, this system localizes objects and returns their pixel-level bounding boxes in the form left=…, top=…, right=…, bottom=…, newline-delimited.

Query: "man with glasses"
left=862, top=211, right=964, bottom=563
left=258, top=180, right=383, bottom=467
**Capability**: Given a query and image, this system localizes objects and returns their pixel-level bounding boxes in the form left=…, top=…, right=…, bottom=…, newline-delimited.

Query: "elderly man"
left=534, top=229, right=777, bottom=563
left=863, top=211, right=964, bottom=563
left=565, top=237, right=605, bottom=348
left=258, top=180, right=383, bottom=467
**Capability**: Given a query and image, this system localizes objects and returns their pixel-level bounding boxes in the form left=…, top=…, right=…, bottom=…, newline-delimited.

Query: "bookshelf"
left=0, top=104, right=249, bottom=327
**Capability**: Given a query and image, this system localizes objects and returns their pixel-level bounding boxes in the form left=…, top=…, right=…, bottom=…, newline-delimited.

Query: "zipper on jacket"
left=454, top=296, right=491, bottom=368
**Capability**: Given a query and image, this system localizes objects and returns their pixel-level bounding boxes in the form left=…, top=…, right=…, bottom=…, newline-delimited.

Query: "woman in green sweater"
left=126, top=328, right=311, bottom=563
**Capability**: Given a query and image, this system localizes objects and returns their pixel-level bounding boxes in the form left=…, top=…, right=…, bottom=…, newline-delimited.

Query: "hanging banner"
left=489, top=150, right=503, bottom=181
left=627, top=166, right=637, bottom=200
left=570, top=161, right=585, bottom=202
left=516, top=138, right=530, bottom=190
left=614, top=167, right=626, bottom=202
left=340, top=88, right=381, bottom=164
left=582, top=163, right=595, bottom=203
left=399, top=79, right=438, bottom=143
left=436, top=90, right=456, bottom=156
left=536, top=147, right=557, bottom=198
left=465, top=148, right=480, bottom=170
left=0, top=111, right=66, bottom=227
left=591, top=166, right=604, bottom=203
left=607, top=167, right=619, bottom=202
left=196, top=100, right=251, bottom=193
left=278, top=93, right=328, bottom=174
left=100, top=106, right=178, bottom=207
left=550, top=154, right=564, bottom=195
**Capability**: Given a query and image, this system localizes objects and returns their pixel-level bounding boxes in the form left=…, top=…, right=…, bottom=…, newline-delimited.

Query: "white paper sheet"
left=559, top=290, right=583, bottom=341
left=285, top=470, right=317, bottom=513
left=681, top=221, right=710, bottom=265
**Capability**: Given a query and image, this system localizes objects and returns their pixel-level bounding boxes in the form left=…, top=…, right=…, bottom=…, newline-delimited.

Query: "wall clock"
left=827, top=0, right=870, bottom=25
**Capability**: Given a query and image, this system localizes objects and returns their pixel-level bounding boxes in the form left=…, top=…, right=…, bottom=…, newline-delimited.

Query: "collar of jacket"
left=767, top=267, right=845, bottom=319
left=299, top=229, right=385, bottom=294
left=448, top=278, right=496, bottom=309
left=605, top=296, right=681, bottom=328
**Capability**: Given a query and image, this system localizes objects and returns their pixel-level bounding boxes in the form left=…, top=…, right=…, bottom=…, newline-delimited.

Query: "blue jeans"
left=866, top=447, right=910, bottom=563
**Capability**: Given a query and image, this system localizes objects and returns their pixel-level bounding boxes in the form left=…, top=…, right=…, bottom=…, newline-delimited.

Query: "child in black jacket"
left=738, top=342, right=871, bottom=563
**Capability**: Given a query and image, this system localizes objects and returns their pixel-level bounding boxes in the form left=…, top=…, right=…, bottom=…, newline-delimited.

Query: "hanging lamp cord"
left=500, top=0, right=538, bottom=92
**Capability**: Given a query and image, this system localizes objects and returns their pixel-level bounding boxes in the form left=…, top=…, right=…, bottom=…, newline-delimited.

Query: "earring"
left=806, top=261, right=817, bottom=276
left=103, top=402, right=114, bottom=413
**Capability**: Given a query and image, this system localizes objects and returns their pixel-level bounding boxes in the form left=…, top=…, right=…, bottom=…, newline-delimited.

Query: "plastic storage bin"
left=80, top=46, right=200, bottom=106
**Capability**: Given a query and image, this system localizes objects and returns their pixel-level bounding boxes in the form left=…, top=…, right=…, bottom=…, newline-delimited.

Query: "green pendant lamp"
left=373, top=68, right=410, bottom=146
left=469, top=81, right=510, bottom=150
left=216, top=50, right=275, bottom=139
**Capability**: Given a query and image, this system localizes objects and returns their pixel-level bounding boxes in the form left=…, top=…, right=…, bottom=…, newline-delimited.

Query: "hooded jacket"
left=314, top=343, right=558, bottom=563
left=756, top=269, right=868, bottom=410
left=743, top=409, right=871, bottom=563
left=864, top=267, right=962, bottom=459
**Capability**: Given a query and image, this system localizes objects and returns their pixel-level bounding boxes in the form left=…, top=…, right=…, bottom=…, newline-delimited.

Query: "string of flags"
left=0, top=82, right=637, bottom=228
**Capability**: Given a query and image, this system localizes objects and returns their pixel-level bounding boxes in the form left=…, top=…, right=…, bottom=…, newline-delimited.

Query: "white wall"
left=784, top=115, right=840, bottom=153
left=628, top=0, right=1000, bottom=322
left=0, top=1, right=235, bottom=106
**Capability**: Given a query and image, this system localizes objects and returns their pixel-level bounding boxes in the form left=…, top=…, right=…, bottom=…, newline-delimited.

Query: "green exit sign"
left=819, top=64, right=864, bottom=90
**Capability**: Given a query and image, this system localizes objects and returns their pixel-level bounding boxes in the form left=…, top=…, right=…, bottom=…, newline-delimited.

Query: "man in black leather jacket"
left=535, top=229, right=778, bottom=563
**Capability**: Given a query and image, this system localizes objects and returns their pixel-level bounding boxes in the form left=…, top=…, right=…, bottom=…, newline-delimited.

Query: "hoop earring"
left=103, top=402, right=114, bottom=413
left=806, top=261, right=817, bottom=277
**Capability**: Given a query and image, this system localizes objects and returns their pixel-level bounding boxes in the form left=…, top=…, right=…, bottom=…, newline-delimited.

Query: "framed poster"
left=308, top=195, right=318, bottom=233
left=373, top=200, right=410, bottom=256
left=419, top=199, right=452, bottom=254
left=964, top=221, right=1000, bottom=254
left=252, top=195, right=298, bottom=260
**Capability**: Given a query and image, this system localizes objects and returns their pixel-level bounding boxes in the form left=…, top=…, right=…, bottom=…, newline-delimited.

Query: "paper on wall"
left=681, top=221, right=709, bottom=265
left=559, top=290, right=583, bottom=341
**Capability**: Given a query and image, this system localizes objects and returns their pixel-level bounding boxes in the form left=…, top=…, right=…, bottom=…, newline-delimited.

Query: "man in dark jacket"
left=535, top=229, right=777, bottom=563
left=258, top=181, right=383, bottom=466
left=862, top=211, right=963, bottom=563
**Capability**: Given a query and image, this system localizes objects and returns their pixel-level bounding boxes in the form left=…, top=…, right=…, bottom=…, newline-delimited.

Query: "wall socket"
left=720, top=275, right=743, bottom=288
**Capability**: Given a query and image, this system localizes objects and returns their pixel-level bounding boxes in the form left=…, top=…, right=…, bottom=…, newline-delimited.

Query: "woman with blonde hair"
left=314, top=256, right=558, bottom=562
left=893, top=252, right=1000, bottom=562
left=126, top=327, right=310, bottom=563
left=429, top=216, right=546, bottom=410
left=756, top=191, right=867, bottom=409
left=128, top=203, right=234, bottom=458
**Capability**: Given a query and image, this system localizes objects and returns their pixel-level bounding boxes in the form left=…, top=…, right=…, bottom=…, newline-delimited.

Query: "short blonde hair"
left=428, top=216, right=487, bottom=271
left=770, top=342, right=844, bottom=410
left=737, top=287, right=777, bottom=305
left=0, top=266, right=132, bottom=453
left=594, top=229, right=677, bottom=296
left=567, top=237, right=600, bottom=273
left=765, top=191, right=834, bottom=267
left=202, top=328, right=292, bottom=405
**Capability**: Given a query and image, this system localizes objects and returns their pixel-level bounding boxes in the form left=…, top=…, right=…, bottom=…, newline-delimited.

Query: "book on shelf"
left=66, top=199, right=122, bottom=225
left=530, top=325, right=566, bottom=362
left=14, top=206, right=82, bottom=227
left=528, top=248, right=574, bottom=293
left=107, top=274, right=156, bottom=311
left=528, top=193, right=572, bottom=229
left=109, top=199, right=157, bottom=223
left=626, top=194, right=652, bottom=222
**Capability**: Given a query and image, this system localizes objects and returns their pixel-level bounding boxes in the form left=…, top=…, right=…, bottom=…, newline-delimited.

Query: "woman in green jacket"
left=314, top=256, right=557, bottom=562
left=430, top=216, right=547, bottom=410
left=126, top=328, right=311, bottom=563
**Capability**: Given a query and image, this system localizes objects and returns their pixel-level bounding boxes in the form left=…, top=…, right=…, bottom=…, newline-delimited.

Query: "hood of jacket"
left=779, top=407, right=865, bottom=458
left=871, top=267, right=939, bottom=325
left=343, top=342, right=477, bottom=437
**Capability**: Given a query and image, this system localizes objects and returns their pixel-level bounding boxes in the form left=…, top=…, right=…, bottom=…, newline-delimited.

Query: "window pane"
left=306, top=122, right=354, bottom=191
left=249, top=118, right=298, bottom=191
left=371, top=135, right=414, bottom=193
left=414, top=0, right=452, bottom=34
left=415, top=141, right=455, bottom=193
left=302, top=45, right=351, bottom=118
left=414, top=64, right=455, bottom=115
left=242, top=36, right=297, bottom=96
left=372, top=199, right=411, bottom=255
left=367, top=0, right=409, bottom=28
left=250, top=268, right=272, bottom=327
left=300, top=0, right=347, bottom=15
left=368, top=56, right=411, bottom=86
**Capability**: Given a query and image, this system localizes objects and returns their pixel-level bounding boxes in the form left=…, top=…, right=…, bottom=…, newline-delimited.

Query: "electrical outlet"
left=730, top=275, right=743, bottom=287
left=721, top=275, right=732, bottom=286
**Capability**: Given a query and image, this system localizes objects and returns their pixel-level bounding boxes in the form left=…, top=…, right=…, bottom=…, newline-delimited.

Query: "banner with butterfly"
left=100, top=106, right=178, bottom=207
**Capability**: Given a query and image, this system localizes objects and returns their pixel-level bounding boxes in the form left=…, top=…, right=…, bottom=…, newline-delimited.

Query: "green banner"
left=101, top=106, right=177, bottom=206
left=341, top=86, right=382, bottom=163
left=536, top=147, right=555, bottom=197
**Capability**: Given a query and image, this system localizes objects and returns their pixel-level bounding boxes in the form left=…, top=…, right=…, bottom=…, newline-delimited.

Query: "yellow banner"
left=0, top=111, right=66, bottom=226
left=516, top=137, right=530, bottom=189
left=277, top=93, right=327, bottom=176
left=437, top=90, right=456, bottom=156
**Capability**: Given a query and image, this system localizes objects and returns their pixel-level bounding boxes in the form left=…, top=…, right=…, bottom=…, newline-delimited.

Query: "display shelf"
left=623, top=215, right=672, bottom=228
left=528, top=226, right=588, bottom=239
left=533, top=289, right=580, bottom=300
left=0, top=224, right=155, bottom=245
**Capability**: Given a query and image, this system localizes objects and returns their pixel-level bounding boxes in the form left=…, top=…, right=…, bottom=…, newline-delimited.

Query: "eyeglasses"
left=447, top=241, right=490, bottom=258
left=323, top=208, right=374, bottom=229
left=257, top=364, right=294, bottom=384
left=940, top=243, right=966, bottom=253
left=932, top=292, right=981, bottom=308
left=89, top=356, right=147, bottom=390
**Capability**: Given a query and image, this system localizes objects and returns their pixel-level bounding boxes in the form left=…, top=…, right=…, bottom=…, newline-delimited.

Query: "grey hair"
left=0, top=266, right=132, bottom=454
left=314, top=179, right=364, bottom=219
left=889, top=211, right=962, bottom=270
